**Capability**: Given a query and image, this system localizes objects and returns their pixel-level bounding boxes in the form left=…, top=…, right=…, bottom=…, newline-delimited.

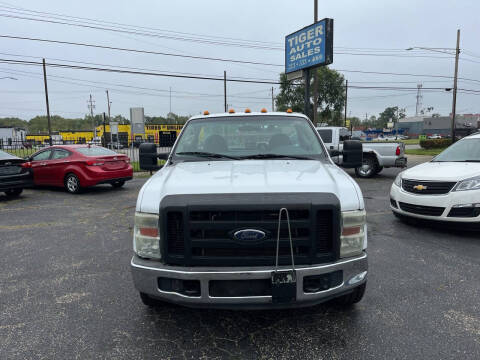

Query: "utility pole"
left=102, top=112, right=107, bottom=147
left=312, top=0, right=318, bottom=124
left=451, top=29, right=460, bottom=142
left=106, top=90, right=112, bottom=148
left=415, top=84, right=423, bottom=116
left=344, top=80, right=348, bottom=127
left=304, top=69, right=310, bottom=119
left=224, top=71, right=227, bottom=112
left=271, top=87, right=275, bottom=111
left=88, top=94, right=96, bottom=141
left=42, top=58, right=52, bottom=146
left=169, top=86, right=172, bottom=114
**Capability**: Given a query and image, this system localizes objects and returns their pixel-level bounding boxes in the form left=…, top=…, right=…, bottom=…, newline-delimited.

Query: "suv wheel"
left=64, top=173, right=81, bottom=194
left=4, top=188, right=23, bottom=197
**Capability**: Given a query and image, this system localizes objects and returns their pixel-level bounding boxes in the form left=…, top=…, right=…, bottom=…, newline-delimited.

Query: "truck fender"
left=363, top=150, right=382, bottom=166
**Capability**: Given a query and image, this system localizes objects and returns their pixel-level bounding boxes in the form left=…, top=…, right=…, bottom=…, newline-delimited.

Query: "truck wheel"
left=4, top=188, right=23, bottom=197
left=334, top=282, right=366, bottom=306
left=64, top=173, right=82, bottom=194
left=375, top=166, right=384, bottom=175
left=139, top=292, right=160, bottom=307
left=355, top=156, right=377, bottom=178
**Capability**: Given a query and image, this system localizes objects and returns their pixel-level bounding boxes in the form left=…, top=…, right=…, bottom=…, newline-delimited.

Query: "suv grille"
left=402, top=179, right=456, bottom=195
left=164, top=207, right=336, bottom=266
left=399, top=202, right=445, bottom=216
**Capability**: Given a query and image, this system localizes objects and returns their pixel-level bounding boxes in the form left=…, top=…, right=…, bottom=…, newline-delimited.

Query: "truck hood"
left=401, top=161, right=480, bottom=181
left=137, top=160, right=363, bottom=213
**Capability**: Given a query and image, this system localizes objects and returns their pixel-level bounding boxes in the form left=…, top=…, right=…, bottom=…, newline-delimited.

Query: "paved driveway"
left=1, top=159, right=479, bottom=359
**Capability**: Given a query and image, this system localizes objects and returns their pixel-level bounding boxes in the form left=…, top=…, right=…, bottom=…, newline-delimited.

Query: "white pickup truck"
left=316, top=126, right=407, bottom=178
left=132, top=111, right=368, bottom=309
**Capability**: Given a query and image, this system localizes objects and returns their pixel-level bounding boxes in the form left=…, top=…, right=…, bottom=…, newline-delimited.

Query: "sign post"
left=285, top=18, right=333, bottom=120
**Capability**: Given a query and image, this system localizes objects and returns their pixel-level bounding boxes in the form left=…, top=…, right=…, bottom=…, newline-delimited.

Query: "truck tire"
left=375, top=166, right=384, bottom=175
left=4, top=188, right=23, bottom=197
left=355, top=155, right=378, bottom=178
left=139, top=292, right=161, bottom=307
left=333, top=282, right=366, bottom=306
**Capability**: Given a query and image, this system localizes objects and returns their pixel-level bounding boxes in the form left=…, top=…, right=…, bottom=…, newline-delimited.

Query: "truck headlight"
left=133, top=212, right=161, bottom=259
left=453, top=176, right=480, bottom=191
left=394, top=172, right=402, bottom=187
left=340, top=210, right=366, bottom=258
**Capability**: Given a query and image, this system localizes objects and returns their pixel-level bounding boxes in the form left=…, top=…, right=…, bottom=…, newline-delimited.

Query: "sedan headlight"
left=340, top=210, right=367, bottom=258
left=394, top=172, right=403, bottom=187
left=133, top=212, right=161, bottom=259
left=453, top=176, right=480, bottom=191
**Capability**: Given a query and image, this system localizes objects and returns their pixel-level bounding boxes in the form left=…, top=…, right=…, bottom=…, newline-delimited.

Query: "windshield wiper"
left=175, top=151, right=240, bottom=160
left=239, top=153, right=315, bottom=160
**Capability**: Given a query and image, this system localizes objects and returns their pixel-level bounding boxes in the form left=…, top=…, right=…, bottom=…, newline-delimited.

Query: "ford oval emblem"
left=233, top=229, right=266, bottom=242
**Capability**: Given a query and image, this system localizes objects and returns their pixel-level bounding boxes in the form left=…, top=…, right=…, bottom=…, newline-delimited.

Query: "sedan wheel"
left=65, top=174, right=81, bottom=194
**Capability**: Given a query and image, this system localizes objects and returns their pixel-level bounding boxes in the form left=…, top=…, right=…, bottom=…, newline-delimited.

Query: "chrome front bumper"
left=131, top=252, right=367, bottom=309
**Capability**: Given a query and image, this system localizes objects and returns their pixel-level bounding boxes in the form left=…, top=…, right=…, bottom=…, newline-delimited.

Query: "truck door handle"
left=40, top=162, right=47, bottom=166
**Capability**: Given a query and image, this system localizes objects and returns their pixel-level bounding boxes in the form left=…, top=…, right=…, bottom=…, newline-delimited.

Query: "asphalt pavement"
left=1, top=156, right=479, bottom=359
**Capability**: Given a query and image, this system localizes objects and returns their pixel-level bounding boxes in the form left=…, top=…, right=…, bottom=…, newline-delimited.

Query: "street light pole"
left=451, top=29, right=460, bottom=142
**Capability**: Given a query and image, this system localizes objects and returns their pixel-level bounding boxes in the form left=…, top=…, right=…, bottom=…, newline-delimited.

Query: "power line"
left=0, top=35, right=283, bottom=67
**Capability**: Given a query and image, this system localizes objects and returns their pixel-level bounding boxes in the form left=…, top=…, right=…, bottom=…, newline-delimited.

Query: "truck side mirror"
left=139, top=143, right=160, bottom=171
left=342, top=140, right=363, bottom=168
left=157, top=152, right=169, bottom=160
left=329, top=149, right=341, bottom=157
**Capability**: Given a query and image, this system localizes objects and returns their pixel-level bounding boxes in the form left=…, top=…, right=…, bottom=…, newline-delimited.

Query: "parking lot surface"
left=1, top=156, right=479, bottom=360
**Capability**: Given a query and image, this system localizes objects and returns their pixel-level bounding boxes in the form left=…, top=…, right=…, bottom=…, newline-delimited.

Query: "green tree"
left=275, top=67, right=346, bottom=125
left=0, top=117, right=28, bottom=128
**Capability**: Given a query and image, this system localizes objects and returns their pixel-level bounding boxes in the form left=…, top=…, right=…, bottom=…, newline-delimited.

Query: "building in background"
left=0, top=126, right=26, bottom=147
left=398, top=114, right=480, bottom=137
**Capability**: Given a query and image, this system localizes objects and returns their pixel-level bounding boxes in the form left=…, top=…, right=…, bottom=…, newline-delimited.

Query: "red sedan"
left=25, top=145, right=133, bottom=193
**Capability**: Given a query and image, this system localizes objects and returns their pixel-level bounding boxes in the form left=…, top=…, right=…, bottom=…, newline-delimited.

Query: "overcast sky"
left=1, top=0, right=479, bottom=121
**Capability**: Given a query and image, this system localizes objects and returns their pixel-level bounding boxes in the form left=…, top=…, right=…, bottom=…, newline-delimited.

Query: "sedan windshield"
left=433, top=138, right=480, bottom=162
left=173, top=116, right=325, bottom=160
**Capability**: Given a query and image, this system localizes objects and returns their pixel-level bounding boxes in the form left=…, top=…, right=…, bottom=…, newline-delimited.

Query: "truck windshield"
left=433, top=138, right=480, bottom=162
left=174, top=116, right=325, bottom=160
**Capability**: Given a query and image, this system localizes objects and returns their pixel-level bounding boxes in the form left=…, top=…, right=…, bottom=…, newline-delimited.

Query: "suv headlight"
left=133, top=212, right=161, bottom=259
left=394, top=172, right=402, bottom=187
left=453, top=176, right=480, bottom=191
left=340, top=210, right=367, bottom=258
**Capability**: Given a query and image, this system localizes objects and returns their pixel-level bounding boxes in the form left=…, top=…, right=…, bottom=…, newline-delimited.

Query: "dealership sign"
left=285, top=18, right=333, bottom=74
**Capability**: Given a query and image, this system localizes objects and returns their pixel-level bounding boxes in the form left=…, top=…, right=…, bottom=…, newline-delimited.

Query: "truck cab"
left=132, top=111, right=368, bottom=309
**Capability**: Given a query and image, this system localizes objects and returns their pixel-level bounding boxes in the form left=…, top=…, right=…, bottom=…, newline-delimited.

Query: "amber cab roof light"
left=228, top=109, right=235, bottom=114
left=203, top=110, right=210, bottom=115
left=260, top=108, right=267, bottom=113
left=286, top=108, right=293, bottom=113
left=245, top=108, right=251, bottom=113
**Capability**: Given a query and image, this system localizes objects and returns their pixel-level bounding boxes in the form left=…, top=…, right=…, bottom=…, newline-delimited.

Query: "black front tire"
left=111, top=180, right=125, bottom=188
left=355, top=156, right=378, bottom=178
left=140, top=292, right=160, bottom=307
left=333, top=282, right=366, bottom=306
left=4, top=188, right=23, bottom=197
left=64, top=173, right=82, bottom=194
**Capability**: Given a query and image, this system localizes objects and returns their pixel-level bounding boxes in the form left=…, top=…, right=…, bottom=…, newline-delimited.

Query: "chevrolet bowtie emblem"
left=413, top=184, right=427, bottom=191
